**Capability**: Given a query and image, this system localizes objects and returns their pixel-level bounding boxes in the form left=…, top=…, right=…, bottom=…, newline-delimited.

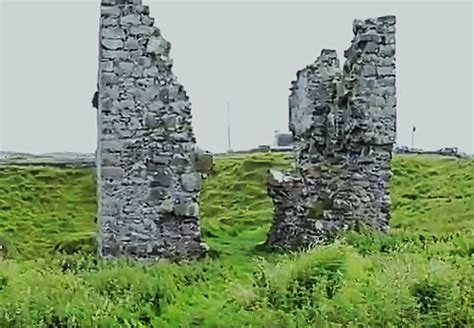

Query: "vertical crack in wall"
left=266, top=16, right=396, bottom=250
left=96, top=0, right=212, bottom=260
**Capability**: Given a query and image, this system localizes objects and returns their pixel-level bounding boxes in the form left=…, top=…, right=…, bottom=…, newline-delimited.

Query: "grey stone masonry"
left=96, top=0, right=212, bottom=260
left=266, top=16, right=396, bottom=250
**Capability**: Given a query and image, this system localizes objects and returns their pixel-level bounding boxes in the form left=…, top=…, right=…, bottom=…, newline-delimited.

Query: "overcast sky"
left=0, top=0, right=473, bottom=154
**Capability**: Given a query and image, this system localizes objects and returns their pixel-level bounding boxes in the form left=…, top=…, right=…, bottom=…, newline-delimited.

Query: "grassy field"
left=0, top=152, right=473, bottom=327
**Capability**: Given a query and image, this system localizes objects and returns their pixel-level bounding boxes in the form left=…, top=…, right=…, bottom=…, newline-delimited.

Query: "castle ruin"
left=266, top=16, right=396, bottom=250
left=95, top=1, right=396, bottom=257
left=95, top=0, right=211, bottom=260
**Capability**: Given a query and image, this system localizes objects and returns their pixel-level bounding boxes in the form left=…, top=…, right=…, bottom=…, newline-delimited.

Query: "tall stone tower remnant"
left=266, top=16, right=396, bottom=250
left=95, top=0, right=212, bottom=260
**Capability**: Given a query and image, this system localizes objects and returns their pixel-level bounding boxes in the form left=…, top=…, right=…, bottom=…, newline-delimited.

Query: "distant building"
left=272, top=130, right=293, bottom=151
left=394, top=144, right=461, bottom=157
left=436, top=147, right=458, bottom=156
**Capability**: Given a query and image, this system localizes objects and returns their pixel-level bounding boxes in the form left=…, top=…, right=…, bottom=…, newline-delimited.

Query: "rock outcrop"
left=266, top=16, right=396, bottom=250
left=96, top=0, right=212, bottom=260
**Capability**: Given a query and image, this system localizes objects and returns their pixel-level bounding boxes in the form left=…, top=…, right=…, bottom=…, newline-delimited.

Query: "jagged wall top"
left=289, top=49, right=342, bottom=167
left=341, top=15, right=396, bottom=147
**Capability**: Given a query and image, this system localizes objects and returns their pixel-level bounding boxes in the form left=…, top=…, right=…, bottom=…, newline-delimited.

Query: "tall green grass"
left=0, top=153, right=472, bottom=327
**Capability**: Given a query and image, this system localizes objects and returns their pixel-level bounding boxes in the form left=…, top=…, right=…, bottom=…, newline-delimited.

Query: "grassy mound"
left=0, top=153, right=472, bottom=327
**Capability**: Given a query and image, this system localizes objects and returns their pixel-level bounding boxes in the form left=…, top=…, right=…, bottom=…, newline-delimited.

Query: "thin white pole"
left=227, top=101, right=231, bottom=152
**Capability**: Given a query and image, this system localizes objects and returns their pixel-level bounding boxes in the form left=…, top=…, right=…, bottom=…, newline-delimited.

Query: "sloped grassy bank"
left=0, top=153, right=472, bottom=327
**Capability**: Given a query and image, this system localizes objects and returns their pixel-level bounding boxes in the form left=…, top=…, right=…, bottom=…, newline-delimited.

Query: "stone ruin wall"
left=266, top=16, right=396, bottom=250
left=95, top=2, right=395, bottom=257
left=96, top=0, right=212, bottom=260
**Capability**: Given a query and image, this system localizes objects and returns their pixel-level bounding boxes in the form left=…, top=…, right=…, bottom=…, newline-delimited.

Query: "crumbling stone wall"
left=266, top=16, right=396, bottom=250
left=96, top=0, right=211, bottom=260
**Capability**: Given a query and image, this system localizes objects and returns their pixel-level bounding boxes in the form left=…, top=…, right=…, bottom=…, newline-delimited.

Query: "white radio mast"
left=227, top=101, right=232, bottom=152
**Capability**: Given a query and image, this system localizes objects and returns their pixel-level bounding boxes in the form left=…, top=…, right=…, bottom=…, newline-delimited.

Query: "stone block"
left=102, top=153, right=120, bottom=166
left=377, top=15, right=396, bottom=25
left=101, top=200, right=123, bottom=216
left=148, top=187, right=167, bottom=201
left=379, top=77, right=395, bottom=87
left=174, top=201, right=199, bottom=217
left=382, top=33, right=396, bottom=45
left=100, top=97, right=113, bottom=111
left=170, top=154, right=191, bottom=173
left=118, top=61, right=135, bottom=74
left=157, top=198, right=174, bottom=214
left=136, top=5, right=150, bottom=15
left=102, top=27, right=125, bottom=39
left=101, top=61, right=114, bottom=72
left=143, top=66, right=158, bottom=77
left=151, top=155, right=170, bottom=165
left=101, top=73, right=119, bottom=85
left=101, top=0, right=116, bottom=5
left=146, top=35, right=167, bottom=55
left=124, top=38, right=140, bottom=50
left=377, top=66, right=395, bottom=76
left=152, top=168, right=173, bottom=187
left=361, top=64, right=377, bottom=76
left=101, top=38, right=124, bottom=50
left=364, top=41, right=379, bottom=53
left=102, top=167, right=125, bottom=178
left=101, top=140, right=122, bottom=151
left=359, top=34, right=381, bottom=43
left=143, top=113, right=159, bottom=129
left=141, top=16, right=154, bottom=26
left=102, top=17, right=119, bottom=27
left=120, top=14, right=141, bottom=25
left=129, top=25, right=153, bottom=36
left=143, top=88, right=160, bottom=102
left=138, top=57, right=151, bottom=67
left=103, top=50, right=129, bottom=59
left=379, top=45, right=395, bottom=57
left=181, top=173, right=201, bottom=192
left=101, top=6, right=120, bottom=17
